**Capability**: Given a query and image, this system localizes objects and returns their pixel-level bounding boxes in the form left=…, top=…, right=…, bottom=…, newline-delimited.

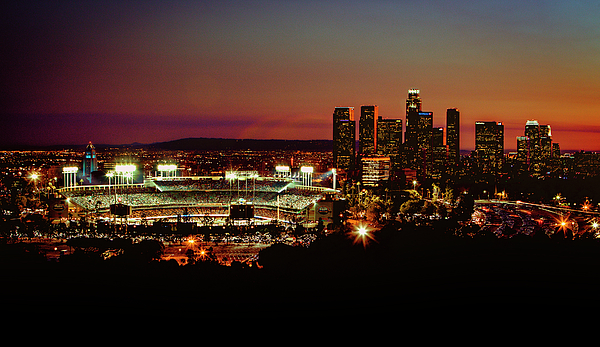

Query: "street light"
left=29, top=172, right=41, bottom=203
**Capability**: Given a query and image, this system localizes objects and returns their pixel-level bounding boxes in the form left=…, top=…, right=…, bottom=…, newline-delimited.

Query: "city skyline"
left=3, top=1, right=600, bottom=151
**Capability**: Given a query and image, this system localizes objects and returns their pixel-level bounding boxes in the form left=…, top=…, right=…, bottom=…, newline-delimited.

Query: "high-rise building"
left=377, top=116, right=403, bottom=169
left=552, top=142, right=560, bottom=159
left=520, top=120, right=554, bottom=174
left=359, top=105, right=378, bottom=156
left=403, top=89, right=434, bottom=178
left=406, top=89, right=422, bottom=114
left=82, top=141, right=97, bottom=183
left=475, top=121, right=504, bottom=172
left=539, top=124, right=552, bottom=161
left=431, top=127, right=447, bottom=179
left=333, top=107, right=356, bottom=172
left=446, top=108, right=460, bottom=170
left=516, top=136, right=530, bottom=166
left=525, top=120, right=541, bottom=165
left=361, top=156, right=391, bottom=187
left=404, top=90, right=421, bottom=168
left=417, top=111, right=434, bottom=177
left=404, top=109, right=420, bottom=168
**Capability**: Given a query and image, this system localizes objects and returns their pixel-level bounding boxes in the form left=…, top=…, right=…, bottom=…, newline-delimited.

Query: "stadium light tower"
left=300, top=166, right=313, bottom=187
left=106, top=171, right=116, bottom=204
left=332, top=168, right=337, bottom=190
left=275, top=165, right=291, bottom=178
left=115, top=164, right=136, bottom=185
left=157, top=164, right=178, bottom=178
left=63, top=166, right=78, bottom=189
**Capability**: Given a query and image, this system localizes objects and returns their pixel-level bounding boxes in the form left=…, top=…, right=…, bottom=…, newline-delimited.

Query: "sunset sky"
left=3, top=0, right=600, bottom=151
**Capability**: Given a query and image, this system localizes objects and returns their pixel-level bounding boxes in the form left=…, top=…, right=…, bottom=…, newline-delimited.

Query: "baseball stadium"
left=57, top=170, right=341, bottom=229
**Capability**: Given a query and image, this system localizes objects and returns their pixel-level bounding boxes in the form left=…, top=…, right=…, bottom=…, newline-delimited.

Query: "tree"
left=453, top=192, right=474, bottom=221
left=133, top=239, right=165, bottom=262
left=444, top=186, right=455, bottom=205
left=399, top=199, right=422, bottom=216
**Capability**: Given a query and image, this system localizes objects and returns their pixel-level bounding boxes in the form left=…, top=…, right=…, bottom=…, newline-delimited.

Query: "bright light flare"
left=357, top=225, right=368, bottom=236
left=349, top=223, right=377, bottom=248
left=555, top=214, right=573, bottom=237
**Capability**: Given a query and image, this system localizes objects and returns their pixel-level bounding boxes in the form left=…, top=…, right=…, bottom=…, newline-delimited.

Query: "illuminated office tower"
left=82, top=141, right=97, bottom=183
left=333, top=107, right=356, bottom=172
left=404, top=89, right=433, bottom=177
left=431, top=127, right=447, bottom=179
left=377, top=116, right=403, bottom=169
left=552, top=143, right=560, bottom=159
left=525, top=120, right=541, bottom=165
left=539, top=124, right=552, bottom=161
left=404, top=89, right=422, bottom=165
left=475, top=121, right=504, bottom=173
left=361, top=156, right=391, bottom=187
left=406, top=89, right=422, bottom=114
left=516, top=136, right=530, bottom=166
left=417, top=111, right=434, bottom=177
left=359, top=105, right=378, bottom=156
left=446, top=108, right=460, bottom=170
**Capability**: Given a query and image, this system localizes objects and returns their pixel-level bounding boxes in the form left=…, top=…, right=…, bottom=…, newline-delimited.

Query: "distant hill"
left=0, top=138, right=333, bottom=151
left=152, top=138, right=333, bottom=151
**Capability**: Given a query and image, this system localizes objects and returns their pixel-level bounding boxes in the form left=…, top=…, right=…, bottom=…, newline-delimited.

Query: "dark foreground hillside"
left=3, top=225, right=600, bottom=318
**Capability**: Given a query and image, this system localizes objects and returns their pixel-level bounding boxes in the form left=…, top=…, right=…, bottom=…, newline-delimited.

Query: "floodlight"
left=115, top=164, right=136, bottom=173
left=157, top=164, right=177, bottom=171
left=62, top=167, right=78, bottom=174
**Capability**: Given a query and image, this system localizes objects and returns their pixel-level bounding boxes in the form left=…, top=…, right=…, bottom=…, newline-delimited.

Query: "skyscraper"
left=417, top=111, right=434, bottom=177
left=516, top=136, right=530, bottom=166
left=359, top=105, right=378, bottom=156
left=431, top=127, right=447, bottom=179
left=524, top=120, right=541, bottom=165
left=361, top=156, right=391, bottom=187
left=539, top=124, right=552, bottom=161
left=406, top=89, right=422, bottom=114
left=377, top=116, right=403, bottom=169
left=333, top=107, right=356, bottom=172
left=82, top=141, right=97, bottom=183
left=403, top=89, right=433, bottom=178
left=475, top=121, right=504, bottom=173
left=446, top=108, right=460, bottom=170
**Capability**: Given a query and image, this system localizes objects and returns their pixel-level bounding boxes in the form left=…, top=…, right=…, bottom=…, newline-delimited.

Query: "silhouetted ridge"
left=152, top=138, right=333, bottom=151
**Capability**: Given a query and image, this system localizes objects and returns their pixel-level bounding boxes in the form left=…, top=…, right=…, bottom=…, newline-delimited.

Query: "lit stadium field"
left=59, top=176, right=330, bottom=226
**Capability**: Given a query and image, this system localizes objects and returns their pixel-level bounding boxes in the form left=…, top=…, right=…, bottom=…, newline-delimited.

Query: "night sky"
left=3, top=0, right=600, bottom=150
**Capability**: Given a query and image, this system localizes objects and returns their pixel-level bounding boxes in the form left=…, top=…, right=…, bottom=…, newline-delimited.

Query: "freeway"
left=474, top=200, right=599, bottom=238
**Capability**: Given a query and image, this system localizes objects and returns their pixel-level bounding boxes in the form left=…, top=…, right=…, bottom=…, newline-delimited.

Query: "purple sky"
left=3, top=0, right=600, bottom=151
